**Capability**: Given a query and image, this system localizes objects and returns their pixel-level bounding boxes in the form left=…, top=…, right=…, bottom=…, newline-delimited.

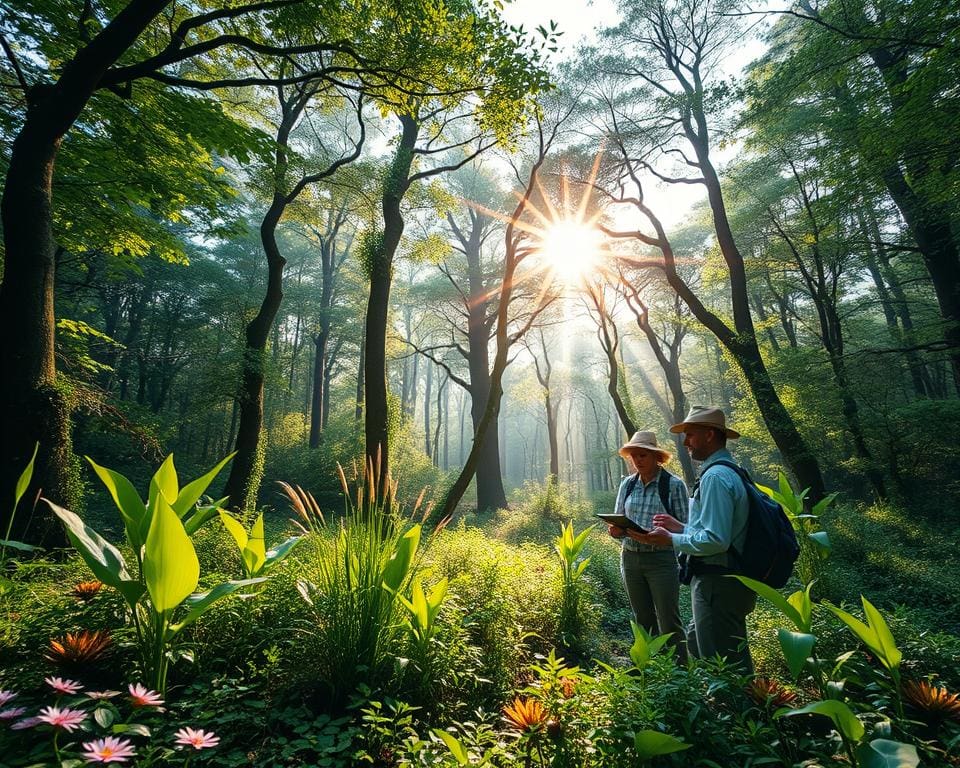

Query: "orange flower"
left=503, top=697, right=547, bottom=732
left=559, top=677, right=576, bottom=699
left=902, top=680, right=960, bottom=723
left=70, top=581, right=103, bottom=601
left=746, top=677, right=797, bottom=709
left=46, top=630, right=112, bottom=665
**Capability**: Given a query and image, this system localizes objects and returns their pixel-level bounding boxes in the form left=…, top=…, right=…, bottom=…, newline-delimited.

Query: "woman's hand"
left=608, top=524, right=626, bottom=539
left=635, top=527, right=673, bottom=547
left=652, top=513, right=684, bottom=533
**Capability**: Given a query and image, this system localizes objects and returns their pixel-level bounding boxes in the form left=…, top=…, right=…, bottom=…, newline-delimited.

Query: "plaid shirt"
left=614, top=469, right=690, bottom=552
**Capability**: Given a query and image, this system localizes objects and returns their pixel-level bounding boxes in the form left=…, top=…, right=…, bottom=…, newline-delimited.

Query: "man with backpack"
left=637, top=406, right=758, bottom=674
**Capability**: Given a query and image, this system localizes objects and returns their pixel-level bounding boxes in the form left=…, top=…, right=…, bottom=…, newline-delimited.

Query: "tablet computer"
left=595, top=513, right=649, bottom=534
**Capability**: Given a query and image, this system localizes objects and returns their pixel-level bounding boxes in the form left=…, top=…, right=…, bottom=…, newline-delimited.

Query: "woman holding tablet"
left=608, top=431, right=689, bottom=660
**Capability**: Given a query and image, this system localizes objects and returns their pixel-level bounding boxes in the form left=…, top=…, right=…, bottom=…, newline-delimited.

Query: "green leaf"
left=183, top=501, right=223, bottom=536
left=0, top=539, right=39, bottom=552
left=861, top=596, right=901, bottom=675
left=167, top=578, right=266, bottom=636
left=86, top=458, right=149, bottom=550
left=46, top=499, right=144, bottom=607
left=778, top=629, right=816, bottom=679
left=433, top=729, right=470, bottom=765
left=809, top=530, right=832, bottom=556
left=382, top=525, right=420, bottom=593
left=786, top=583, right=814, bottom=631
left=14, top=443, right=39, bottom=510
left=93, top=707, right=115, bottom=729
left=778, top=699, right=865, bottom=742
left=633, top=730, right=691, bottom=759
left=264, top=535, right=302, bottom=570
left=112, top=723, right=151, bottom=738
left=151, top=454, right=179, bottom=507
left=811, top=492, right=839, bottom=517
left=173, top=453, right=234, bottom=518
left=855, top=739, right=920, bottom=768
left=219, top=511, right=248, bottom=554
left=143, top=494, right=198, bottom=613
left=733, top=575, right=804, bottom=630
left=246, top=513, right=266, bottom=575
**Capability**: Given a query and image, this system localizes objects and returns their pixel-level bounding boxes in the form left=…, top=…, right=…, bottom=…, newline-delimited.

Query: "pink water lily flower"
left=45, top=676, right=83, bottom=695
left=37, top=705, right=87, bottom=731
left=10, top=716, right=42, bottom=730
left=127, top=683, right=163, bottom=709
left=81, top=736, right=137, bottom=763
left=0, top=691, right=16, bottom=707
left=174, top=727, right=220, bottom=749
left=86, top=690, right=121, bottom=700
left=0, top=706, right=27, bottom=720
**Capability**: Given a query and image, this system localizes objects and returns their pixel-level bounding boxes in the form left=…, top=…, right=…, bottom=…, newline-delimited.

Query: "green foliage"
left=48, top=453, right=262, bottom=693
left=218, top=510, right=302, bottom=579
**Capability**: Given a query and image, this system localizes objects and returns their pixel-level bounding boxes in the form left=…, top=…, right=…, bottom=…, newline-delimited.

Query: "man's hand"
left=652, top=513, right=684, bottom=533
left=608, top=524, right=626, bottom=539
left=635, top=526, right=673, bottom=547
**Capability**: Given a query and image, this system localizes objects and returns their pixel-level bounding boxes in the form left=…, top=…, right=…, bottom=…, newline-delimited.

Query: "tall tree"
left=359, top=7, right=552, bottom=494
left=591, top=0, right=827, bottom=501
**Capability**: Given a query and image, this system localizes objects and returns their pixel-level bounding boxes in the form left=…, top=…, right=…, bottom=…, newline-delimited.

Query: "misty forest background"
left=3, top=0, right=960, bottom=765
left=3, top=0, right=958, bottom=545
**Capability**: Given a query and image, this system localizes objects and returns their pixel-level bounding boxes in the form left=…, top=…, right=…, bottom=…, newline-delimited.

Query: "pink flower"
left=81, top=736, right=137, bottom=763
left=37, top=705, right=87, bottom=731
left=174, top=727, right=220, bottom=750
left=45, top=676, right=83, bottom=695
left=11, top=716, right=42, bottom=730
left=127, top=683, right=164, bottom=709
left=0, top=706, right=27, bottom=720
left=86, top=690, right=121, bottom=700
left=0, top=690, right=16, bottom=707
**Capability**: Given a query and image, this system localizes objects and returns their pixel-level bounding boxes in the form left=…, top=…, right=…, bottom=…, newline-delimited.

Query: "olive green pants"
left=621, top=547, right=687, bottom=662
left=688, top=572, right=757, bottom=674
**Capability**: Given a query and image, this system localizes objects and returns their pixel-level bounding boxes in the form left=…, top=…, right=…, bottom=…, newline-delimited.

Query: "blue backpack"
left=703, top=460, right=800, bottom=588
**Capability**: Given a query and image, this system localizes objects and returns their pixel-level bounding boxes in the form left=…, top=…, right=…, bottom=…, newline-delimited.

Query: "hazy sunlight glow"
left=538, top=221, right=602, bottom=284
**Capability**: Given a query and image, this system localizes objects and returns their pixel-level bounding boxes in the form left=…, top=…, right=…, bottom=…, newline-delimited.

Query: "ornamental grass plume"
left=502, top=697, right=548, bottom=732
left=81, top=736, right=137, bottom=763
left=70, top=581, right=103, bottom=601
left=174, top=727, right=220, bottom=749
left=902, top=679, right=960, bottom=724
left=746, top=677, right=798, bottom=709
left=46, top=630, right=113, bottom=665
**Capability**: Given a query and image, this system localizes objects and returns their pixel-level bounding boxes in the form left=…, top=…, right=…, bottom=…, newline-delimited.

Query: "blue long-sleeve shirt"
left=670, top=449, right=748, bottom=567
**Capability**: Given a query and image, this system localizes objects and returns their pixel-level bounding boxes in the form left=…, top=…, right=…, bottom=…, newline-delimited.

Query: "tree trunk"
left=222, top=195, right=287, bottom=510
left=365, top=115, right=419, bottom=489
left=309, top=327, right=328, bottom=448
left=0, top=0, right=171, bottom=543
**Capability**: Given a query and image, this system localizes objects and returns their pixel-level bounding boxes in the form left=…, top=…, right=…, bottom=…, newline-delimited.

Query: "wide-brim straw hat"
left=618, top=431, right=672, bottom=462
left=669, top=405, right=740, bottom=439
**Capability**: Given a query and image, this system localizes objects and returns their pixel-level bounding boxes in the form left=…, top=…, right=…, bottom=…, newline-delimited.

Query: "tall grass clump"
left=286, top=457, right=441, bottom=706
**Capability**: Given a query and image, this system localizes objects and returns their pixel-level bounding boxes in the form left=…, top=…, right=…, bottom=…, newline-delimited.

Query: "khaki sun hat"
left=618, top=431, right=672, bottom=462
left=668, top=405, right=740, bottom=439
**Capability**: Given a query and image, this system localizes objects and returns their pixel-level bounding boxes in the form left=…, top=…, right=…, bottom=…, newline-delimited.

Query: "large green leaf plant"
left=737, top=473, right=919, bottom=767
left=47, top=453, right=262, bottom=694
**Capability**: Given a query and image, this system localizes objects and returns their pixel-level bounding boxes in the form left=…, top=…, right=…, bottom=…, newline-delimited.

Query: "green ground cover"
left=2, top=463, right=959, bottom=767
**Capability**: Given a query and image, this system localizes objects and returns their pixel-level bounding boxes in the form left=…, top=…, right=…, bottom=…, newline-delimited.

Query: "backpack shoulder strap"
left=657, top=469, right=672, bottom=513
left=621, top=472, right=640, bottom=510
